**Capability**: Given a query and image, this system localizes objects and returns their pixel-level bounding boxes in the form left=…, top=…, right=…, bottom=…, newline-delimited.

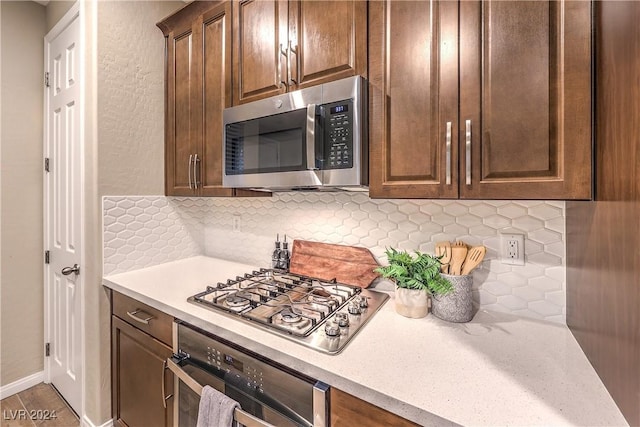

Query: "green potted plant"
left=375, top=248, right=454, bottom=318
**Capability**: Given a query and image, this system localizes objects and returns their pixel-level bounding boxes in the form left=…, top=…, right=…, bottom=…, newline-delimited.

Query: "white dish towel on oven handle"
left=196, top=385, right=240, bottom=427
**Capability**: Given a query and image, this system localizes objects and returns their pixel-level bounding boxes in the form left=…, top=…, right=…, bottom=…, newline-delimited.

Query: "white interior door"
left=44, top=4, right=82, bottom=414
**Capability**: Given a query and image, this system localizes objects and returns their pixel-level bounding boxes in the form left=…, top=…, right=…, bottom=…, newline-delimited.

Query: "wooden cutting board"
left=289, top=240, right=380, bottom=288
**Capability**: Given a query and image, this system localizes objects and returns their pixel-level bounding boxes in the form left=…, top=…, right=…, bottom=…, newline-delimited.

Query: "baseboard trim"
left=82, top=415, right=114, bottom=427
left=0, top=371, right=45, bottom=400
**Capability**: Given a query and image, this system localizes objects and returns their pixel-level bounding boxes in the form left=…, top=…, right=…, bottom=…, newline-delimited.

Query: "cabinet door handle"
left=289, top=40, right=299, bottom=85
left=188, top=154, right=193, bottom=190
left=279, top=43, right=287, bottom=89
left=126, top=309, right=154, bottom=325
left=465, top=119, right=472, bottom=186
left=162, top=360, right=173, bottom=409
left=193, top=154, right=200, bottom=190
left=445, top=121, right=452, bottom=185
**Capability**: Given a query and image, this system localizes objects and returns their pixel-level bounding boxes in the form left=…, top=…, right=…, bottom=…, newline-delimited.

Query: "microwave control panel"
left=323, top=100, right=354, bottom=169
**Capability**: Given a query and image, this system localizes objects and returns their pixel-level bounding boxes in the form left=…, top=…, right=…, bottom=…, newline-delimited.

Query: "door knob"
left=61, top=264, right=80, bottom=276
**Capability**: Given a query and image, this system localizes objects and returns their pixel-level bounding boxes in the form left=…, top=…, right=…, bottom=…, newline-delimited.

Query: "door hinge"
left=45, top=250, right=50, bottom=264
left=45, top=72, right=50, bottom=88
left=44, top=158, right=50, bottom=172
left=45, top=343, right=50, bottom=357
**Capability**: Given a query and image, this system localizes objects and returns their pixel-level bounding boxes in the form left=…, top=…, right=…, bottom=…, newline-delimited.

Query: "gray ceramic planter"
left=431, top=274, right=474, bottom=323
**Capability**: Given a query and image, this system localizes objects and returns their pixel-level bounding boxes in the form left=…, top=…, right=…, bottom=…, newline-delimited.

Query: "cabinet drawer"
left=112, top=291, right=173, bottom=346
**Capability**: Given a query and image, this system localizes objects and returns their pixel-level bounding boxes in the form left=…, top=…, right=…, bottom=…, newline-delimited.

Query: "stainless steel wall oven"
left=166, top=321, right=329, bottom=427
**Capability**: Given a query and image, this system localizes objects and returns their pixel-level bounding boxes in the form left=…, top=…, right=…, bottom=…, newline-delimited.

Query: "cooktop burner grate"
left=187, top=268, right=389, bottom=354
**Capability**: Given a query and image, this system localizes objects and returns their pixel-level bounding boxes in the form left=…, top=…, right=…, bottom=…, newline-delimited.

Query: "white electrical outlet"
left=232, top=214, right=241, bottom=232
left=500, top=232, right=525, bottom=265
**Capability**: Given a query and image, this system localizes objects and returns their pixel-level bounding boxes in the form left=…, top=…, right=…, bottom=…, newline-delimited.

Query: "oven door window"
left=177, top=361, right=312, bottom=427
left=225, top=108, right=308, bottom=175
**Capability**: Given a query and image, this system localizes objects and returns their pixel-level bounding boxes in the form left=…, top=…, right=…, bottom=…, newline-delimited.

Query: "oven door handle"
left=166, top=357, right=275, bottom=427
left=169, top=355, right=315, bottom=427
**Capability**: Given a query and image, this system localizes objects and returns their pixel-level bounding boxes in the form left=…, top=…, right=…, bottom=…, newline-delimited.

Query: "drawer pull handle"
left=126, top=309, right=154, bottom=325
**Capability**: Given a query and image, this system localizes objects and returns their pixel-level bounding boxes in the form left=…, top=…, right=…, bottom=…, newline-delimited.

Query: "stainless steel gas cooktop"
left=187, top=268, right=389, bottom=354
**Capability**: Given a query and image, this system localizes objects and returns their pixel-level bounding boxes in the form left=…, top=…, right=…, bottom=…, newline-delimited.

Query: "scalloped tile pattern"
left=103, top=197, right=202, bottom=275
left=103, top=194, right=566, bottom=323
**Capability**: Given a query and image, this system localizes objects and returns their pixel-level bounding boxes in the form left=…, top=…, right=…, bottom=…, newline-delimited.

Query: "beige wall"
left=0, top=0, right=2, bottom=363
left=1, top=0, right=181, bottom=423
left=97, top=1, right=169, bottom=196
left=83, top=1, right=182, bottom=424
left=45, top=1, right=75, bottom=33
left=0, top=1, right=47, bottom=386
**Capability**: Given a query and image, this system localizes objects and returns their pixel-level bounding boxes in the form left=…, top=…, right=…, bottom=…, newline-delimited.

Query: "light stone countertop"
left=103, top=256, right=628, bottom=427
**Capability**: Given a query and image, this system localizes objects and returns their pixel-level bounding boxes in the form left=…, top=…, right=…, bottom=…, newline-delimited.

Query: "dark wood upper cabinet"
left=459, top=1, right=592, bottom=199
left=232, top=0, right=287, bottom=105
left=159, top=1, right=266, bottom=197
left=232, top=0, right=367, bottom=105
left=290, top=0, right=367, bottom=89
left=201, top=5, right=234, bottom=196
left=369, top=0, right=592, bottom=200
left=160, top=2, right=234, bottom=197
left=369, top=0, right=459, bottom=199
left=164, top=19, right=201, bottom=196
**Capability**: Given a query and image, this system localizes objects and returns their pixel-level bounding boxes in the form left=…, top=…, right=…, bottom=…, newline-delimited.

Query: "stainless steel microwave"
left=222, top=76, right=367, bottom=191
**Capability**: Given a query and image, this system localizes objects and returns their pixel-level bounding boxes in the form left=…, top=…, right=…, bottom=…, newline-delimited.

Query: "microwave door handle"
left=306, top=104, right=318, bottom=171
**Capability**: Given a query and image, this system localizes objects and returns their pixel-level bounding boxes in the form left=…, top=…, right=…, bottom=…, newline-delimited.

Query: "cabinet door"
left=201, top=3, right=235, bottom=196
left=330, top=388, right=419, bottom=427
left=112, top=316, right=173, bottom=427
left=459, top=1, right=591, bottom=199
left=369, top=1, right=459, bottom=199
left=165, top=20, right=200, bottom=196
left=288, top=0, right=367, bottom=90
left=232, top=0, right=288, bottom=105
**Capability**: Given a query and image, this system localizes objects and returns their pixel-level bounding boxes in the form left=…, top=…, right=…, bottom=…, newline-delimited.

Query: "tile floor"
left=0, top=383, right=79, bottom=427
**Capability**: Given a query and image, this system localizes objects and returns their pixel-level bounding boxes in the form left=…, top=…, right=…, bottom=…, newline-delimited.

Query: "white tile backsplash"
left=103, top=193, right=566, bottom=323
left=103, top=197, right=202, bottom=275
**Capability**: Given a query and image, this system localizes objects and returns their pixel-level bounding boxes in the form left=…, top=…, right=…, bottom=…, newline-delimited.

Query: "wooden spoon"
left=452, top=240, right=468, bottom=248
left=461, top=246, right=487, bottom=275
left=449, top=245, right=468, bottom=275
left=435, top=241, right=452, bottom=274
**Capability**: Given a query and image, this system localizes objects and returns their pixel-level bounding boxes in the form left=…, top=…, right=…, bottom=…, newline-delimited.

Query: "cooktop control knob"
left=348, top=302, right=362, bottom=315
left=335, top=312, right=349, bottom=327
left=356, top=296, right=368, bottom=308
left=324, top=320, right=340, bottom=337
